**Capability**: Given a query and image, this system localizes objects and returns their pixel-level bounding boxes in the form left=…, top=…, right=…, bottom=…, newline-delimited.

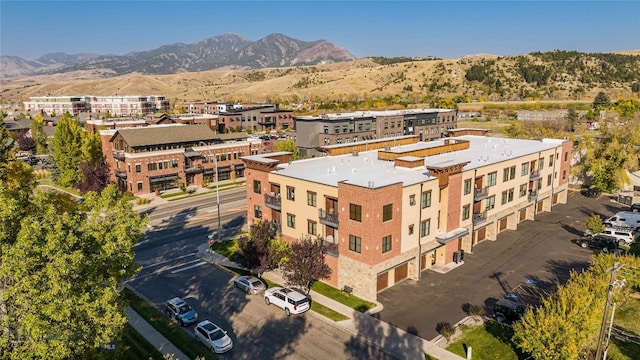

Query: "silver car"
left=234, top=275, right=266, bottom=295
left=194, top=320, right=233, bottom=354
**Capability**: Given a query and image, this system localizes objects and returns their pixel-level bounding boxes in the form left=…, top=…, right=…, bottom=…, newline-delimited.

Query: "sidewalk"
left=196, top=242, right=465, bottom=360
left=126, top=307, right=190, bottom=360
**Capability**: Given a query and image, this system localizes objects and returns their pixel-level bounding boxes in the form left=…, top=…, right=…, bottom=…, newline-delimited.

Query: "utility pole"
left=594, top=262, right=624, bottom=360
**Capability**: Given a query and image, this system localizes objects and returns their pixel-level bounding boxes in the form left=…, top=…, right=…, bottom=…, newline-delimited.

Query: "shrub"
left=468, top=304, right=485, bottom=316
left=437, top=322, right=455, bottom=339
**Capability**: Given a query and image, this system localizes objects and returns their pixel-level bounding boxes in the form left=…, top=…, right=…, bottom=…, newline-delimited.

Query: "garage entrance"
left=394, top=263, right=408, bottom=283
left=474, top=227, right=487, bottom=244
left=519, top=208, right=527, bottom=222
left=377, top=272, right=389, bottom=292
left=498, top=217, right=508, bottom=232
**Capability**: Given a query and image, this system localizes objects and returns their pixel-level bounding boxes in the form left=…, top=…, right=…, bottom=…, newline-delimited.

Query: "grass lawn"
left=446, top=322, right=525, bottom=360
left=310, top=281, right=375, bottom=313
left=310, top=301, right=350, bottom=322
left=210, top=241, right=240, bottom=262
left=607, top=297, right=640, bottom=360
left=124, top=288, right=216, bottom=360
left=101, top=323, right=164, bottom=360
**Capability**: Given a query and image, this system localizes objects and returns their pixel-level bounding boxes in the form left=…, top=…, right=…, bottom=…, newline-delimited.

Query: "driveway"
left=376, top=190, right=628, bottom=340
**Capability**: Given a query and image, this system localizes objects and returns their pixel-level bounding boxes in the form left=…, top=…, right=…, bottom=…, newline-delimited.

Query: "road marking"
left=170, top=261, right=207, bottom=274
left=142, top=253, right=196, bottom=270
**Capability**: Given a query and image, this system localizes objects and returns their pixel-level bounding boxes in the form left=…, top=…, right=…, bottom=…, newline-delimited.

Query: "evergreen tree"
left=592, top=91, right=611, bottom=110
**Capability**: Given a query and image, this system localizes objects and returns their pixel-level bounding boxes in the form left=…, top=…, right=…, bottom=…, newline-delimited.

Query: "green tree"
left=0, top=184, right=146, bottom=358
left=592, top=91, right=611, bottom=110
left=50, top=114, right=84, bottom=187
left=501, top=120, right=529, bottom=139
left=281, top=236, right=332, bottom=292
left=30, top=114, right=48, bottom=155
left=0, top=121, right=16, bottom=182
left=565, top=106, right=578, bottom=132
left=275, top=140, right=301, bottom=160
left=585, top=213, right=605, bottom=234
left=236, top=220, right=286, bottom=277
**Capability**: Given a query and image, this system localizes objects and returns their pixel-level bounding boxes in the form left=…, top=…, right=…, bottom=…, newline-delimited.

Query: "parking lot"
left=376, top=189, right=629, bottom=340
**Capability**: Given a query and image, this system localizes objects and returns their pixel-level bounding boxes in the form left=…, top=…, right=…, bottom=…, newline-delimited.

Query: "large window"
left=421, top=191, right=432, bottom=209
left=486, top=195, right=496, bottom=210
left=521, top=162, right=530, bottom=176
left=287, top=214, right=295, bottom=228
left=253, top=180, right=261, bottom=194
left=462, top=205, right=470, bottom=221
left=307, top=191, right=317, bottom=207
left=382, top=235, right=392, bottom=253
left=254, top=205, right=262, bottom=219
left=503, top=166, right=516, bottom=182
left=383, top=204, right=393, bottom=222
left=420, top=219, right=430, bottom=237
left=135, top=164, right=141, bottom=173
left=487, top=172, right=497, bottom=187
left=349, top=204, right=362, bottom=222
left=464, top=179, right=472, bottom=195
left=307, top=220, right=317, bottom=236
left=349, top=235, right=361, bottom=253
left=286, top=186, right=295, bottom=200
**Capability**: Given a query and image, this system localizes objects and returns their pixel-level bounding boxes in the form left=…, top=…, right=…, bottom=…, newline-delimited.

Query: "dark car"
left=630, top=203, right=640, bottom=213
left=578, top=234, right=624, bottom=253
left=493, top=299, right=526, bottom=324
left=581, top=187, right=601, bottom=198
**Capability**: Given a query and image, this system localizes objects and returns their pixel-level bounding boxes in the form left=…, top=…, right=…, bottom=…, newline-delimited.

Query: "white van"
left=604, top=211, right=640, bottom=231
left=600, top=227, right=636, bottom=244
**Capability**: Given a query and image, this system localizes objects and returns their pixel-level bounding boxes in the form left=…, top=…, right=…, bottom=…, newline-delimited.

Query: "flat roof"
left=296, top=108, right=455, bottom=121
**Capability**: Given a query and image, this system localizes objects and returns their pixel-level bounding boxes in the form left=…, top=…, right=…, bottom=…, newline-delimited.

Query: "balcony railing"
left=529, top=169, right=541, bottom=181
left=184, top=164, right=204, bottom=174
left=474, top=186, right=489, bottom=201
left=264, top=193, right=281, bottom=211
left=473, top=211, right=487, bottom=225
left=321, top=239, right=339, bottom=257
left=528, top=190, right=538, bottom=202
left=318, top=208, right=339, bottom=227
left=113, top=150, right=125, bottom=161
left=115, top=169, right=127, bottom=179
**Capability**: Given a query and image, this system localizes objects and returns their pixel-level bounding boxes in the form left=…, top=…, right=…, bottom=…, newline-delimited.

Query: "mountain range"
left=0, top=33, right=356, bottom=78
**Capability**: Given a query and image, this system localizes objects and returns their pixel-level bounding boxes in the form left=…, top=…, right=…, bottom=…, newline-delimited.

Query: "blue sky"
left=1, top=1, right=639, bottom=60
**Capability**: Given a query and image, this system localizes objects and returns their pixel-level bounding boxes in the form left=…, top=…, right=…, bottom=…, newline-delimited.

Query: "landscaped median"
left=123, top=288, right=217, bottom=360
left=159, top=181, right=246, bottom=201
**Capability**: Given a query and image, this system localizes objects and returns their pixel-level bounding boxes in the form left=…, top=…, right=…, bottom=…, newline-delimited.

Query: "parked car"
left=603, top=211, right=640, bottom=231
left=629, top=203, right=640, bottom=213
left=493, top=299, right=526, bottom=324
left=165, top=297, right=198, bottom=326
left=599, top=227, right=636, bottom=244
left=194, top=320, right=233, bottom=354
left=264, top=287, right=310, bottom=316
left=234, top=275, right=266, bottom=295
left=578, top=234, right=625, bottom=253
left=581, top=187, right=601, bottom=198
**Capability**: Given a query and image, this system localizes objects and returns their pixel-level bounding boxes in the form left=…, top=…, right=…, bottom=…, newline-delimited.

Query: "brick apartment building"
left=87, top=113, right=218, bottom=133
left=294, top=108, right=458, bottom=158
left=179, top=102, right=294, bottom=133
left=242, top=130, right=572, bottom=300
left=100, top=124, right=262, bottom=194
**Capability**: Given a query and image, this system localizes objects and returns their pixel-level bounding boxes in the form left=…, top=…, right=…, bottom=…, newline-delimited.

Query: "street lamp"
left=213, top=153, right=221, bottom=244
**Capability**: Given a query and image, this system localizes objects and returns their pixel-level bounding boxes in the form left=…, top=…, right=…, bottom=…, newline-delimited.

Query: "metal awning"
left=149, top=174, right=179, bottom=183
left=436, top=227, right=470, bottom=244
left=203, top=168, right=215, bottom=175
left=184, top=150, right=201, bottom=158
left=234, top=164, right=245, bottom=170
left=217, top=166, right=231, bottom=172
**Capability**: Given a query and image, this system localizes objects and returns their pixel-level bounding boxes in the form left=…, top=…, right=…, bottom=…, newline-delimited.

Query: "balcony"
left=318, top=208, right=339, bottom=228
left=264, top=193, right=281, bottom=211
left=321, top=238, right=339, bottom=257
left=113, top=150, right=125, bottom=161
left=184, top=164, right=204, bottom=174
left=473, top=211, right=487, bottom=225
left=474, top=186, right=489, bottom=201
left=528, top=190, right=538, bottom=202
left=115, top=169, right=127, bottom=179
left=529, top=169, right=541, bottom=181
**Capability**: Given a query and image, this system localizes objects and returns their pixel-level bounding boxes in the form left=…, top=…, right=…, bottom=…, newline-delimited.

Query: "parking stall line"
left=170, top=261, right=207, bottom=274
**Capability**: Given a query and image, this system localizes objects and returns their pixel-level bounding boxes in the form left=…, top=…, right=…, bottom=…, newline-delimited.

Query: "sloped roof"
left=113, top=124, right=217, bottom=147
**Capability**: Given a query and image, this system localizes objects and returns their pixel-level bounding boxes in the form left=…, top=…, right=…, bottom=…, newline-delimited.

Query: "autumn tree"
left=281, top=236, right=331, bottom=292
left=236, top=220, right=288, bottom=277
left=78, top=131, right=110, bottom=193
left=275, top=140, right=301, bottom=160
left=585, top=214, right=605, bottom=235
left=0, top=182, right=146, bottom=358
left=30, top=113, right=48, bottom=155
left=50, top=114, right=84, bottom=187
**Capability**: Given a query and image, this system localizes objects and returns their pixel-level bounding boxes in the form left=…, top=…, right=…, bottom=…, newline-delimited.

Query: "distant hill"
left=1, top=50, right=638, bottom=106
left=0, top=33, right=356, bottom=78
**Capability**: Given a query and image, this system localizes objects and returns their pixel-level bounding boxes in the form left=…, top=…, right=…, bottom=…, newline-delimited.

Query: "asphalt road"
left=376, top=189, right=629, bottom=340
left=129, top=188, right=394, bottom=360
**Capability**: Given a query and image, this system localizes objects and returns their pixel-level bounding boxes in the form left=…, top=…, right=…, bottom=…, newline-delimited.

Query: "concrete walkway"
left=126, top=307, right=190, bottom=360
left=196, top=242, right=465, bottom=360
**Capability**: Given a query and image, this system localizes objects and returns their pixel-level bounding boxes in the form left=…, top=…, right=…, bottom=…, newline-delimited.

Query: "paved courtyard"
left=376, top=189, right=628, bottom=340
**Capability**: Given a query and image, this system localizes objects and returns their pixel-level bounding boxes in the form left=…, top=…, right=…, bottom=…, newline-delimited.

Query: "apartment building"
left=100, top=124, right=262, bottom=194
left=217, top=105, right=294, bottom=133
left=242, top=131, right=571, bottom=300
left=24, top=95, right=170, bottom=116
left=294, top=108, right=458, bottom=158
left=86, top=113, right=218, bottom=133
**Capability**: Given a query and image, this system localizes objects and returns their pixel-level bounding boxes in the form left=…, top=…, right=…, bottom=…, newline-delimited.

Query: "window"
left=307, top=220, right=317, bottom=235
left=383, top=204, right=393, bottom=222
left=547, top=174, right=552, bottom=186
left=462, top=205, right=470, bottom=221
left=307, top=191, right=317, bottom=207
left=521, top=162, right=529, bottom=176
left=508, top=188, right=514, bottom=202
left=253, top=180, right=261, bottom=194
left=420, top=219, right=431, bottom=237
left=549, top=155, right=554, bottom=167
left=564, top=152, right=568, bottom=161
left=135, top=164, right=141, bottom=173
left=503, top=168, right=510, bottom=182
left=349, top=204, right=362, bottom=222
left=519, top=184, right=527, bottom=197
left=286, top=186, right=295, bottom=200
left=408, top=224, right=414, bottom=235
left=562, top=170, right=566, bottom=180
left=287, top=214, right=295, bottom=228
left=487, top=172, right=497, bottom=187
left=382, top=235, right=392, bottom=253
left=501, top=189, right=514, bottom=205
left=486, top=195, right=496, bottom=210
left=137, top=182, right=143, bottom=191
left=409, top=195, right=416, bottom=206
left=464, top=179, right=472, bottom=195
left=421, top=191, right=432, bottom=208
left=510, top=166, right=516, bottom=180
left=501, top=190, right=508, bottom=205
left=254, top=205, right=262, bottom=219
left=349, top=235, right=361, bottom=253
